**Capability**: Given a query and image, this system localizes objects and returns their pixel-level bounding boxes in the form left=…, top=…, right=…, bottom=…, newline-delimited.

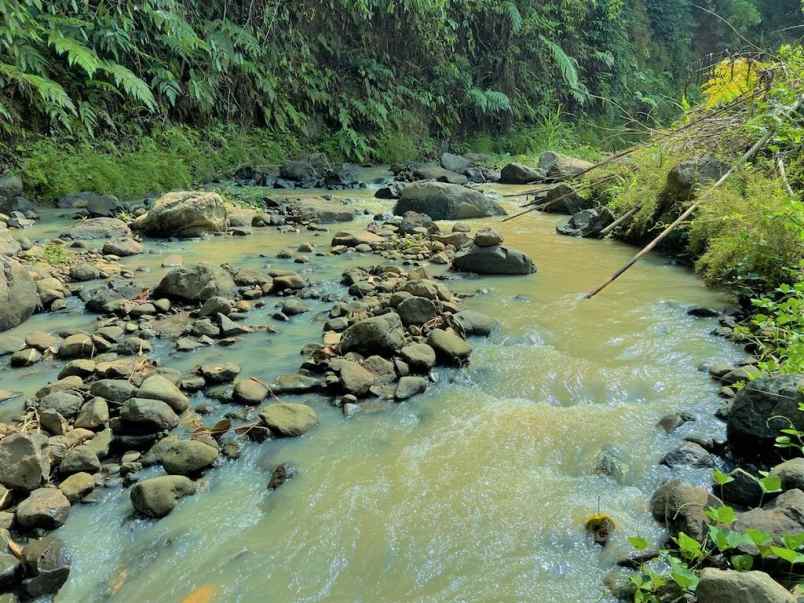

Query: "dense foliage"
left=1, top=0, right=800, bottom=163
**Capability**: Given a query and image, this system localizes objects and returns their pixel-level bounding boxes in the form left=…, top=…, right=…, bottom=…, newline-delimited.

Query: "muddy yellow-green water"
left=1, top=183, right=744, bottom=602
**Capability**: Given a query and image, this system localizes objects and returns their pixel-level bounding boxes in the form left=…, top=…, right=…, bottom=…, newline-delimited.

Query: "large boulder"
left=65, top=217, right=131, bottom=240
left=0, top=234, right=21, bottom=257
left=500, top=163, right=542, bottom=184
left=153, top=263, right=236, bottom=303
left=537, top=152, right=594, bottom=179
left=697, top=568, right=795, bottom=603
left=556, top=208, right=613, bottom=238
left=727, top=374, right=804, bottom=458
left=259, top=403, right=319, bottom=437
left=339, top=312, right=406, bottom=356
left=394, top=182, right=506, bottom=220
left=0, top=432, right=50, bottom=491
left=134, top=191, right=228, bottom=237
left=452, top=245, right=536, bottom=275
left=0, top=257, right=38, bottom=332
left=130, top=475, right=196, bottom=518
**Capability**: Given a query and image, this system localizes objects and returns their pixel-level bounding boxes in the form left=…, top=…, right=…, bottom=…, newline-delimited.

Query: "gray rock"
left=400, top=343, right=436, bottom=372
left=200, top=362, right=240, bottom=384
left=21, top=536, right=70, bottom=597
left=650, top=480, right=718, bottom=540
left=452, top=245, right=536, bottom=275
left=537, top=151, right=594, bottom=179
left=130, top=475, right=196, bottom=518
left=727, top=374, right=804, bottom=457
left=259, top=403, right=319, bottom=437
left=16, top=488, right=70, bottom=529
left=74, top=397, right=109, bottom=430
left=556, top=208, right=613, bottom=238
left=594, top=446, right=630, bottom=483
left=102, top=239, right=143, bottom=257
left=0, top=552, right=21, bottom=590
left=771, top=458, right=804, bottom=492
left=720, top=468, right=763, bottom=508
left=412, top=164, right=467, bottom=185
left=541, top=184, right=594, bottom=214
left=499, top=163, right=542, bottom=184
left=339, top=312, right=406, bottom=356
left=270, top=373, right=322, bottom=394
left=157, top=438, right=218, bottom=475
left=58, top=333, right=94, bottom=358
left=153, top=263, right=236, bottom=302
left=394, top=182, right=506, bottom=220
left=59, top=446, right=101, bottom=476
left=428, top=329, right=472, bottom=364
left=395, top=376, right=427, bottom=400
left=0, top=257, right=38, bottom=332
left=440, top=152, right=473, bottom=174
left=734, top=489, right=804, bottom=538
left=119, top=398, right=180, bottom=432
left=473, top=228, right=503, bottom=247
left=397, top=296, right=437, bottom=326
left=454, top=310, right=497, bottom=337
left=10, top=348, right=41, bottom=367
left=337, top=360, right=376, bottom=397
left=65, top=217, right=131, bottom=240
left=58, top=472, right=95, bottom=503
left=233, top=378, right=268, bottom=405
left=0, top=433, right=50, bottom=490
left=137, top=375, right=189, bottom=413
left=661, top=441, right=715, bottom=468
left=697, top=568, right=795, bottom=603
left=90, top=379, right=136, bottom=402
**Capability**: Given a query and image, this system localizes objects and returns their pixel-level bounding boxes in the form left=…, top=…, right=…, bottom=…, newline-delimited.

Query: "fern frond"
left=503, top=2, right=523, bottom=33
left=101, top=62, right=156, bottom=110
left=540, top=35, right=589, bottom=104
left=0, top=63, right=76, bottom=114
left=48, top=31, right=103, bottom=77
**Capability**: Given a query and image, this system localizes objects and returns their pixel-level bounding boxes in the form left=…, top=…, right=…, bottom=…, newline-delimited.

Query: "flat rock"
left=259, top=403, right=319, bottom=437
left=130, top=475, right=196, bottom=518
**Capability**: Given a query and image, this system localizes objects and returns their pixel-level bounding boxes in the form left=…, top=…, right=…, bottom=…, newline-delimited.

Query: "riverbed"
left=0, top=179, right=744, bottom=602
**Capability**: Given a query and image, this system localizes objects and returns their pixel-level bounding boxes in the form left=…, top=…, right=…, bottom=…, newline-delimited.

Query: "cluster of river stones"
left=0, top=151, right=801, bottom=602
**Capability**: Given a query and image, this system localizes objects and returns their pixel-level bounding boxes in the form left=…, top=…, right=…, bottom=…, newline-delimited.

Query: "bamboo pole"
left=584, top=132, right=773, bottom=299
left=585, top=94, right=802, bottom=299
left=598, top=204, right=641, bottom=237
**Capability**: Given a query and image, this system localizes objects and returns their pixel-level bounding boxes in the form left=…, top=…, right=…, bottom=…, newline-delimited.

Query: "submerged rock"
left=259, top=403, right=319, bottom=437
left=130, top=475, right=196, bottom=518
left=134, top=191, right=228, bottom=237
left=394, top=182, right=506, bottom=220
left=65, top=217, right=131, bottom=240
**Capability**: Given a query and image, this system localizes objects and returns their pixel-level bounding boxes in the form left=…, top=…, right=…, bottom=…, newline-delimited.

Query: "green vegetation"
left=18, top=125, right=292, bottom=200
left=41, top=241, right=72, bottom=266
left=630, top=466, right=803, bottom=602
left=2, top=0, right=800, bottom=169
